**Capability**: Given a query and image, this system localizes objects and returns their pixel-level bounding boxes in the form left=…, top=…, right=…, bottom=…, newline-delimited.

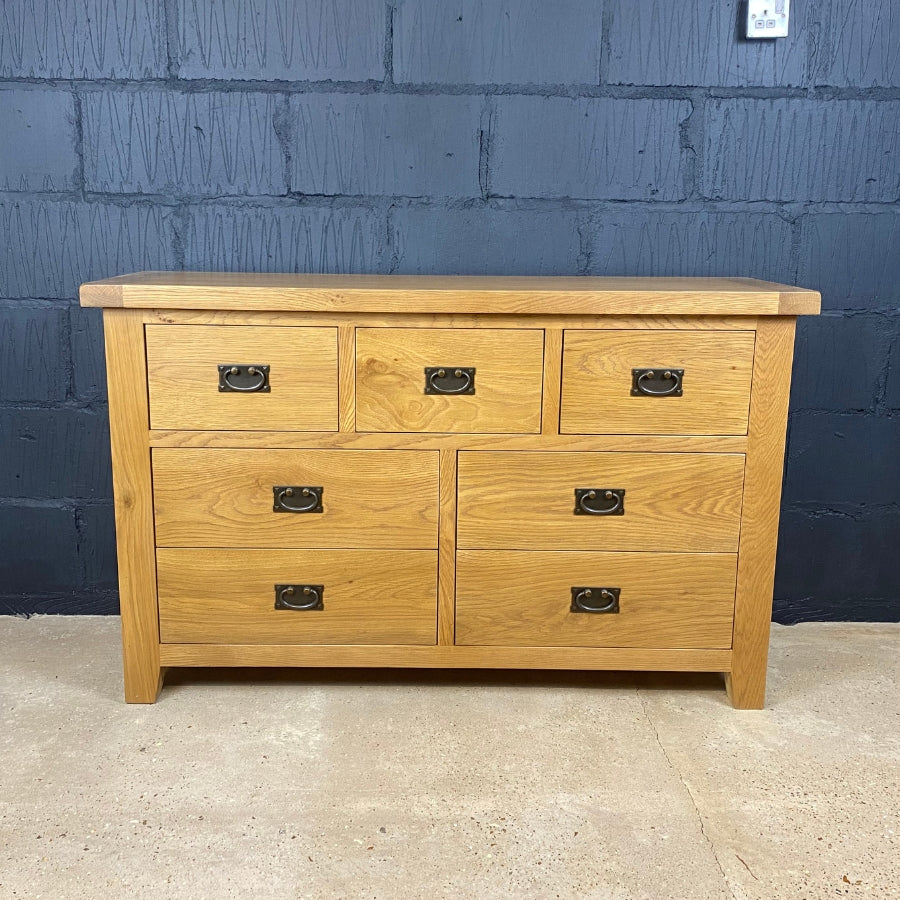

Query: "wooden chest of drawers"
left=80, top=273, right=820, bottom=707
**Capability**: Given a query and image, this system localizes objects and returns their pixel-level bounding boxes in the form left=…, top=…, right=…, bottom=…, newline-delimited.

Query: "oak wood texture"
left=152, top=449, right=439, bottom=549
left=541, top=329, right=563, bottom=435
left=726, top=317, right=797, bottom=709
left=80, top=272, right=821, bottom=316
left=145, top=324, right=338, bottom=431
left=157, top=549, right=438, bottom=645
left=159, top=643, right=732, bottom=672
left=561, top=329, right=755, bottom=435
left=102, top=310, right=164, bottom=703
left=438, top=449, right=458, bottom=645
left=355, top=327, right=544, bottom=433
left=338, top=325, right=356, bottom=432
left=456, top=551, right=737, bottom=648
left=457, top=451, right=745, bottom=552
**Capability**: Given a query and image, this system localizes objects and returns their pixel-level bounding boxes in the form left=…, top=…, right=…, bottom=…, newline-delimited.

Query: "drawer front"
left=457, top=451, right=744, bottom=552
left=356, top=328, right=543, bottom=433
left=157, top=549, right=437, bottom=644
left=146, top=325, right=338, bottom=431
left=456, top=550, right=736, bottom=648
left=560, top=330, right=755, bottom=435
left=153, top=449, right=439, bottom=549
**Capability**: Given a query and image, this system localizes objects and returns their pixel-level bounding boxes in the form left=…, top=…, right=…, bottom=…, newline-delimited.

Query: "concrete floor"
left=0, top=619, right=897, bottom=900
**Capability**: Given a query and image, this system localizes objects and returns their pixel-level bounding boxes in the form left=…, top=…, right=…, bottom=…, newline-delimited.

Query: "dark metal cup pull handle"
left=218, top=364, right=271, bottom=393
left=424, top=366, right=476, bottom=395
left=571, top=587, right=620, bottom=614
left=274, top=584, right=324, bottom=611
left=574, top=488, right=626, bottom=516
left=631, top=368, right=684, bottom=397
left=273, top=486, right=323, bottom=514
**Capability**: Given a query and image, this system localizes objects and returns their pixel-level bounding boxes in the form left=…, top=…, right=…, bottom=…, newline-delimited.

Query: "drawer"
left=153, top=449, right=439, bottom=549
left=560, top=330, right=755, bottom=435
left=355, top=328, right=543, bottom=433
left=146, top=325, right=338, bottom=431
left=157, top=549, right=437, bottom=644
left=457, top=451, right=744, bottom=552
left=456, top=550, right=736, bottom=648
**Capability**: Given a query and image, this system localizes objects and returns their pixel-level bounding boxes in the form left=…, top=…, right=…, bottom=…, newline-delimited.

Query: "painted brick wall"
left=0, top=0, right=897, bottom=621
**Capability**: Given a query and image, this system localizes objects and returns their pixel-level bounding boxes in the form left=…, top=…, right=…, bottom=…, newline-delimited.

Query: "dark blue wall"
left=0, top=0, right=897, bottom=621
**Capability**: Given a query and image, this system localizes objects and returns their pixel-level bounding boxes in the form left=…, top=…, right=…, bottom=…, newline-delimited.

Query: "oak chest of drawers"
left=80, top=273, right=820, bottom=707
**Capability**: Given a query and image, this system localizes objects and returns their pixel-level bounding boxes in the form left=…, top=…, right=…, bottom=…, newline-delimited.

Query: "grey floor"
left=0, top=618, right=897, bottom=900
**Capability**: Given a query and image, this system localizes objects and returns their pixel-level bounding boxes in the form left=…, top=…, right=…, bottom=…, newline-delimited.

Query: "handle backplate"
left=218, top=364, right=271, bottom=393
left=574, top=488, right=626, bottom=516
left=570, top=586, right=620, bottom=614
left=273, top=486, right=324, bottom=514
left=631, top=367, right=683, bottom=397
left=274, top=584, right=324, bottom=611
left=424, top=366, right=476, bottom=395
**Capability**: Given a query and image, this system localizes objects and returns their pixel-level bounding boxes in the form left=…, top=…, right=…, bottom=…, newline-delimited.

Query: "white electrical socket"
left=747, top=0, right=790, bottom=38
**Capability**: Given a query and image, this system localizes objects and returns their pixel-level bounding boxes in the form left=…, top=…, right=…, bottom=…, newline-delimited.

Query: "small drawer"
left=456, top=550, right=736, bottom=648
left=153, top=449, right=439, bottom=549
left=560, top=330, right=755, bottom=435
left=157, top=549, right=437, bottom=644
left=146, top=325, right=338, bottom=431
left=457, top=451, right=745, bottom=552
left=355, top=328, right=544, bottom=433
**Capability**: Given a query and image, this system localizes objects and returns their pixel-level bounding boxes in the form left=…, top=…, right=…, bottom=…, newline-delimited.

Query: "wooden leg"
left=123, top=657, right=166, bottom=704
left=724, top=670, right=765, bottom=710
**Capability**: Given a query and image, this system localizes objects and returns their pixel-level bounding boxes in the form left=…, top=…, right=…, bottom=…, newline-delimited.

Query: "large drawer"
left=560, top=330, right=755, bottom=435
left=355, top=328, right=544, bottom=433
left=153, top=449, right=439, bottom=549
left=456, top=550, right=736, bottom=648
left=157, top=549, right=437, bottom=644
left=457, top=451, right=745, bottom=552
left=146, top=325, right=338, bottom=431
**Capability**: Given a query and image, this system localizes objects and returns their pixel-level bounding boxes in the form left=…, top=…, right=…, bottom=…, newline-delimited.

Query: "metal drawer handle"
left=274, top=584, right=324, bottom=611
left=574, top=488, right=625, bottom=516
left=273, top=486, right=323, bottom=514
left=571, top=587, right=620, bottom=614
left=631, top=368, right=683, bottom=397
left=424, top=366, right=476, bottom=395
left=218, top=364, right=270, bottom=393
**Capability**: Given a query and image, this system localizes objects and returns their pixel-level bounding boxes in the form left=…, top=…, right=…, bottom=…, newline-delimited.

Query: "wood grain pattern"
left=160, top=643, right=732, bottom=671
left=338, top=324, right=356, bottom=432
left=153, top=448, right=439, bottom=549
left=456, top=550, right=737, bottom=648
left=458, top=451, right=745, bottom=552
left=157, top=549, right=438, bottom=645
left=102, top=310, right=164, bottom=703
left=726, top=317, right=797, bottom=709
left=148, top=430, right=750, bottom=454
left=80, top=272, right=821, bottom=315
left=356, top=327, right=544, bottom=433
left=438, top=449, right=458, bottom=645
left=145, top=324, right=338, bottom=431
left=561, top=329, right=755, bottom=435
left=541, top=329, right=563, bottom=434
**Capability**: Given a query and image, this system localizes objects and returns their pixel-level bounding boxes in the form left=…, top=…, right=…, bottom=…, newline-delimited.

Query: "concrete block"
left=491, top=97, right=689, bottom=200
left=885, top=320, right=900, bottom=409
left=80, top=504, right=118, bottom=590
left=783, top=412, right=900, bottom=505
left=70, top=307, right=107, bottom=402
left=290, top=94, right=482, bottom=197
left=177, top=0, right=384, bottom=81
left=0, top=305, right=67, bottom=402
left=392, top=207, right=582, bottom=275
left=0, top=505, right=79, bottom=593
left=606, top=0, right=806, bottom=87
left=791, top=315, right=889, bottom=411
left=0, top=91, right=77, bottom=192
left=0, top=408, right=111, bottom=500
left=704, top=100, right=900, bottom=202
left=811, top=0, right=900, bottom=87
left=797, top=214, right=900, bottom=312
left=0, top=0, right=166, bottom=78
left=182, top=204, right=388, bottom=274
left=83, top=92, right=285, bottom=196
left=0, top=200, right=177, bottom=299
left=394, top=0, right=603, bottom=85
left=585, top=211, right=793, bottom=281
